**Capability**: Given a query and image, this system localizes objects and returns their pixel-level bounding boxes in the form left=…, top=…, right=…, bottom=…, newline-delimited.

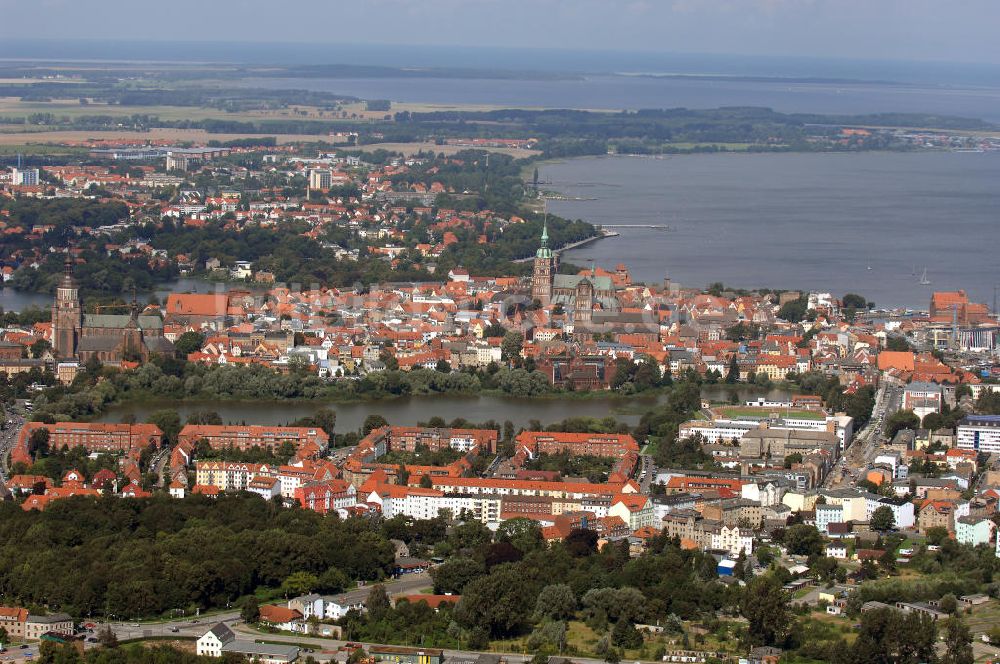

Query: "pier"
left=600, top=224, right=674, bottom=230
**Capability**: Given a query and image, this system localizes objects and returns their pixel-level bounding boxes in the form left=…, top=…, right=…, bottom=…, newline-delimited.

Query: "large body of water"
left=244, top=74, right=1000, bottom=123
left=97, top=385, right=788, bottom=430
left=548, top=152, right=1000, bottom=309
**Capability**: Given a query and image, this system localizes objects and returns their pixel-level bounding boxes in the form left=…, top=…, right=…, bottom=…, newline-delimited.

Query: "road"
left=822, top=379, right=903, bottom=490
left=97, top=570, right=435, bottom=642
left=0, top=409, right=26, bottom=482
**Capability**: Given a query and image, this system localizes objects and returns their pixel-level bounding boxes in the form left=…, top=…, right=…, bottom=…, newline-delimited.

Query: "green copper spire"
left=536, top=217, right=552, bottom=259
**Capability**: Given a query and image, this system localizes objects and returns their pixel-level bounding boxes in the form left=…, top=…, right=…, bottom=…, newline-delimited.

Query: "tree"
left=612, top=618, right=643, bottom=649
left=777, top=297, right=809, bottom=323
left=740, top=574, right=789, bottom=648
left=501, top=331, right=524, bottom=366
left=878, top=548, right=897, bottom=574
left=782, top=524, right=824, bottom=557
left=942, top=616, right=974, bottom=664
left=281, top=571, right=318, bottom=597
left=362, top=414, right=389, bottom=436
left=870, top=505, right=896, bottom=532
left=563, top=528, right=598, bottom=556
left=30, top=338, right=51, bottom=358
left=885, top=410, right=920, bottom=438
left=241, top=597, right=260, bottom=624
left=430, top=557, right=485, bottom=594
left=317, top=567, right=350, bottom=594
left=174, top=331, right=205, bottom=357
left=435, top=359, right=452, bottom=373
left=496, top=517, right=544, bottom=553
left=724, top=355, right=739, bottom=384
left=534, top=584, right=577, bottom=621
left=419, top=474, right=434, bottom=489
left=885, top=336, right=912, bottom=352
left=921, top=411, right=945, bottom=430
left=366, top=583, right=391, bottom=621
left=96, top=625, right=118, bottom=648
left=925, top=526, right=950, bottom=546
left=843, top=293, right=868, bottom=310
left=28, top=427, right=50, bottom=456
left=845, top=608, right=937, bottom=664
left=939, top=593, right=958, bottom=615
left=455, top=563, right=536, bottom=637
left=148, top=409, right=181, bottom=444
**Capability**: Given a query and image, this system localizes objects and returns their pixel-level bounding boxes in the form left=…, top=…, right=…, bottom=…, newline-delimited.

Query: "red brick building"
left=515, top=431, right=639, bottom=458
left=17, top=422, right=163, bottom=453
left=178, top=424, right=329, bottom=453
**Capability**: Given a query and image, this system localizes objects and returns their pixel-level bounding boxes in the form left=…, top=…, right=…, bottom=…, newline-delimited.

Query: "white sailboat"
left=919, top=268, right=931, bottom=286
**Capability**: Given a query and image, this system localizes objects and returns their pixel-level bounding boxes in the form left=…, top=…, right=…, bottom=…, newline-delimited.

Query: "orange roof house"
left=877, top=351, right=915, bottom=372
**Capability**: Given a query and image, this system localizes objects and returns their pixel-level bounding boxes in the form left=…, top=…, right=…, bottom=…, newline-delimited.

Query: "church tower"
left=52, top=256, right=82, bottom=359
left=531, top=219, right=553, bottom=305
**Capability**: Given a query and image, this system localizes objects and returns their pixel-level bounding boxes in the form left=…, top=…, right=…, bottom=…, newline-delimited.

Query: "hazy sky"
left=0, top=0, right=993, bottom=65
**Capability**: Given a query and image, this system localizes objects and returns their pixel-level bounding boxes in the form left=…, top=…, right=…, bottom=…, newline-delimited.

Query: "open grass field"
left=964, top=599, right=1000, bottom=638
left=0, top=128, right=328, bottom=146
left=360, top=141, right=539, bottom=158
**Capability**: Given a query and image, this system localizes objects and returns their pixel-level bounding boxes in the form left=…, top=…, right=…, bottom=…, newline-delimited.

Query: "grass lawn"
left=964, top=600, right=1000, bottom=638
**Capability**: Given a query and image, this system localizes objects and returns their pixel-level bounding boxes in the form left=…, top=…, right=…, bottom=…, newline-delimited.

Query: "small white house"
left=247, top=476, right=281, bottom=500
left=196, top=623, right=234, bottom=658
left=826, top=543, right=848, bottom=559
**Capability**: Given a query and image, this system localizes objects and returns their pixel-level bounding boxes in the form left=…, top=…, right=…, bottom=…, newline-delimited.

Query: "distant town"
left=0, top=132, right=998, bottom=664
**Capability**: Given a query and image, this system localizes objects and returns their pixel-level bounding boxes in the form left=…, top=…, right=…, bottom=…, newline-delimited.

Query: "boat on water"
left=919, top=268, right=931, bottom=286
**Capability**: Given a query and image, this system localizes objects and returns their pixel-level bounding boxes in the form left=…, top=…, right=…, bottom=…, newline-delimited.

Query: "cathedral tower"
left=51, top=256, right=82, bottom=359
left=531, top=219, right=553, bottom=305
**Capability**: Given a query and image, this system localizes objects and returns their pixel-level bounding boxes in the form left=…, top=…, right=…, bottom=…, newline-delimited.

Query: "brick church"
left=51, top=257, right=174, bottom=367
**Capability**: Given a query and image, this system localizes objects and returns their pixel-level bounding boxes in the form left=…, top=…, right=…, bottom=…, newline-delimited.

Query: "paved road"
left=0, top=410, right=26, bottom=481
left=98, top=571, right=435, bottom=642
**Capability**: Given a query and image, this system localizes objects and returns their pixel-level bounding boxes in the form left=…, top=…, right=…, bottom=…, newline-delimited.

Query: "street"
left=0, top=408, right=26, bottom=483
left=96, top=569, right=435, bottom=642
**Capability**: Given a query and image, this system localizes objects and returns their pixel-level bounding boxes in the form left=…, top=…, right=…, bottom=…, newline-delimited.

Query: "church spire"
left=59, top=254, right=76, bottom=289
left=536, top=209, right=552, bottom=260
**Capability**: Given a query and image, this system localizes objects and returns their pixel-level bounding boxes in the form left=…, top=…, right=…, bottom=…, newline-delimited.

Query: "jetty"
left=512, top=229, right=618, bottom=263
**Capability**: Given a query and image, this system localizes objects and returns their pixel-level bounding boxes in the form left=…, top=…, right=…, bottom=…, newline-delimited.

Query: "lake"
left=244, top=74, right=1000, bottom=123
left=0, top=277, right=251, bottom=313
left=547, top=152, right=1000, bottom=309
left=97, top=385, right=789, bottom=431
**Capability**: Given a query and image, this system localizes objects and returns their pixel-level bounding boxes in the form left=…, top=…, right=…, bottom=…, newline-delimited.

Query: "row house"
left=179, top=424, right=329, bottom=454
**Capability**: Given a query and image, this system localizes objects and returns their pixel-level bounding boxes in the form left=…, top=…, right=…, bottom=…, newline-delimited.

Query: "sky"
left=0, top=0, right=994, bottom=66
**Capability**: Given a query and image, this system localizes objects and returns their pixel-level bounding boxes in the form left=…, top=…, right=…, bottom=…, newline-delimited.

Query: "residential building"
left=24, top=614, right=73, bottom=640
left=179, top=424, right=329, bottom=453
left=903, top=382, right=943, bottom=420
left=955, top=516, right=995, bottom=547
left=17, top=422, right=162, bottom=453
left=957, top=415, right=1000, bottom=454
left=514, top=431, right=639, bottom=458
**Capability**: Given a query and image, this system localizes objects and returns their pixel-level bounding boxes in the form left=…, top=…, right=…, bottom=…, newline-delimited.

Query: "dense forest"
left=0, top=494, right=396, bottom=619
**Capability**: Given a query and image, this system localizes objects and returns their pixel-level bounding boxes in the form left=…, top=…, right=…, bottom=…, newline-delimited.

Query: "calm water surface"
left=549, top=152, right=1000, bottom=309
left=98, top=386, right=789, bottom=430
left=244, top=74, right=1000, bottom=123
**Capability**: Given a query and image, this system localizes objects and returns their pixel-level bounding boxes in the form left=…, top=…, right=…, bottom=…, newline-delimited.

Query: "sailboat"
left=919, top=268, right=931, bottom=286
